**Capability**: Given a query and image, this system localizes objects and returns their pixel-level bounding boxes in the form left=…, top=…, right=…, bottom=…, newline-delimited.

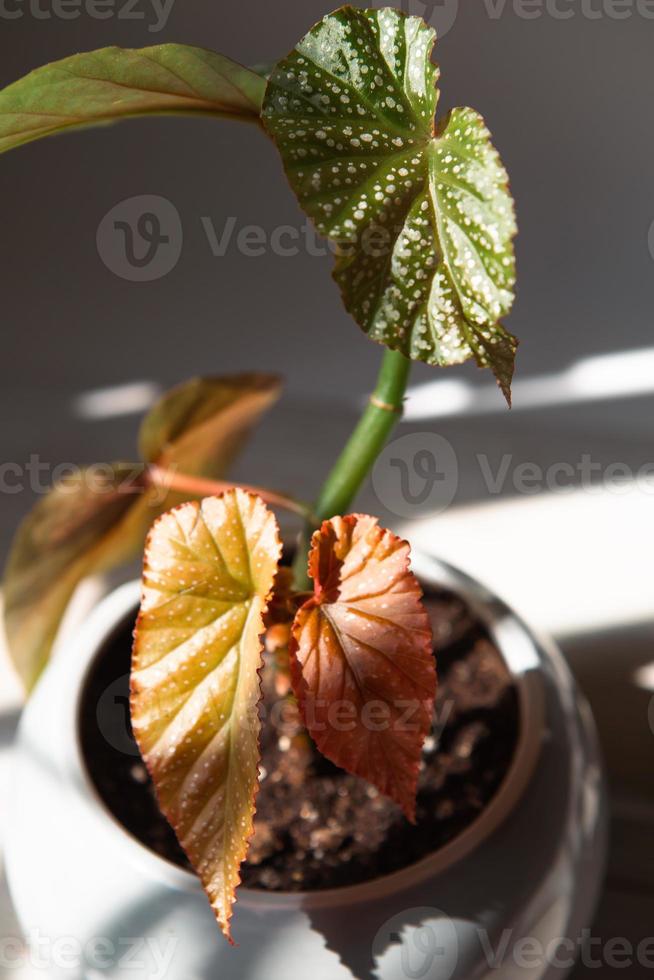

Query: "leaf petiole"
left=146, top=464, right=311, bottom=520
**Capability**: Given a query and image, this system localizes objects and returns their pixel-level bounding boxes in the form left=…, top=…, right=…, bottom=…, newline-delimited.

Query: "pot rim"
left=71, top=554, right=546, bottom=912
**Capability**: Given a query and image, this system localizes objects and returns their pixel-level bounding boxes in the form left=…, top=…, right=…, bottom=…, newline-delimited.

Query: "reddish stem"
left=146, top=465, right=310, bottom=519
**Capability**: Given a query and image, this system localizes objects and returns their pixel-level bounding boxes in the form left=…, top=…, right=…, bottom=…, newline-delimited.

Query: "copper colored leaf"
left=3, top=375, right=282, bottom=692
left=131, top=491, right=281, bottom=940
left=3, top=464, right=154, bottom=690
left=0, top=45, right=265, bottom=155
left=289, top=514, right=435, bottom=820
left=263, top=6, right=518, bottom=401
left=139, top=374, right=282, bottom=479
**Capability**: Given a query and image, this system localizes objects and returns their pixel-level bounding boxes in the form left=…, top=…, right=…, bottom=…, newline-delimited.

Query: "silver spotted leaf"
left=131, top=491, right=282, bottom=941
left=263, top=6, right=518, bottom=401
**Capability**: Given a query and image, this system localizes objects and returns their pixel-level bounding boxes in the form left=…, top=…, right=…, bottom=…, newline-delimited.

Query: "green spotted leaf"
left=0, top=44, right=265, bottom=155
left=131, top=491, right=281, bottom=941
left=263, top=6, right=518, bottom=401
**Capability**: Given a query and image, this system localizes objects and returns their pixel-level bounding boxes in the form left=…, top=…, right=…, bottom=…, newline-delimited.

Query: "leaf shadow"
left=304, top=716, right=577, bottom=980
left=0, top=708, right=21, bottom=749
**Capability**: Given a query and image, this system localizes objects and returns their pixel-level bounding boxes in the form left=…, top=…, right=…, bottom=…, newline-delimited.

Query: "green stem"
left=292, top=348, right=411, bottom=588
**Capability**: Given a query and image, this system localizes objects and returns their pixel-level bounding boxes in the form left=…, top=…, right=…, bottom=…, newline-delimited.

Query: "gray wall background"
left=2, top=1, right=652, bottom=395
left=1, top=0, right=653, bottom=552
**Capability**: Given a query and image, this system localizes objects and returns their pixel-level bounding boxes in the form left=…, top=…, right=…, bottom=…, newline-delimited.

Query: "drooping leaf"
left=3, top=374, right=282, bottom=691
left=3, top=463, right=151, bottom=691
left=131, top=491, right=281, bottom=941
left=0, top=44, right=266, bottom=155
left=289, top=514, right=435, bottom=821
left=139, top=373, right=282, bottom=478
left=263, top=6, right=518, bottom=401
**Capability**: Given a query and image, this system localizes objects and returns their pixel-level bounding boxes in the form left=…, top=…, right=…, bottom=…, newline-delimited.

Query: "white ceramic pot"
left=6, top=556, right=607, bottom=980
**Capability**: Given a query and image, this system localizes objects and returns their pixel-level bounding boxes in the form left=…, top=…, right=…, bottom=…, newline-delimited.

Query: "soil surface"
left=79, top=587, right=519, bottom=892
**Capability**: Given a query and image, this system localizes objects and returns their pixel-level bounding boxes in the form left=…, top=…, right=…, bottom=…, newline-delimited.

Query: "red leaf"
left=289, top=515, right=436, bottom=821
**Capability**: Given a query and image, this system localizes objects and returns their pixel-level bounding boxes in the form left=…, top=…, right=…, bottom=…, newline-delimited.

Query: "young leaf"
left=139, top=373, right=282, bottom=479
left=263, top=6, right=518, bottom=401
left=289, top=514, right=435, bottom=821
left=3, top=374, right=281, bottom=691
left=131, top=491, right=281, bottom=941
left=3, top=464, right=152, bottom=691
left=0, top=45, right=266, bottom=155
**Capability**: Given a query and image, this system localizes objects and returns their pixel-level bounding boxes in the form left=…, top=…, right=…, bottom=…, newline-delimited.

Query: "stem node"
left=292, top=348, right=411, bottom=589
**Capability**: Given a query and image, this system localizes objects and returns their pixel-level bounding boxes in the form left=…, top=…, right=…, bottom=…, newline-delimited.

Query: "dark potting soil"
left=79, top=587, right=519, bottom=892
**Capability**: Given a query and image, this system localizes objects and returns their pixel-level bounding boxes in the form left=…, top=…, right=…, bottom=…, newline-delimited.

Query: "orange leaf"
left=289, top=515, right=436, bottom=821
left=131, top=490, right=281, bottom=941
